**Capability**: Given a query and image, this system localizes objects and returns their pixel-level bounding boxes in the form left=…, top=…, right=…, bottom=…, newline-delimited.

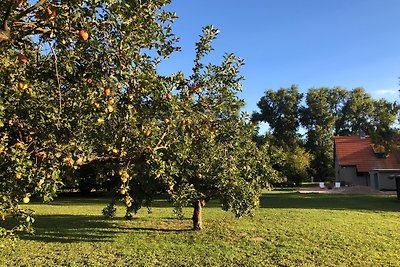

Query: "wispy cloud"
left=373, top=89, right=398, bottom=96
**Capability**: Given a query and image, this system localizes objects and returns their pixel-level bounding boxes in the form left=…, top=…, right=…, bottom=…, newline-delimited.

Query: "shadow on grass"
left=115, top=226, right=192, bottom=233
left=260, top=192, right=400, bottom=212
left=22, top=215, right=193, bottom=243
left=46, top=197, right=113, bottom=206
left=1, top=204, right=194, bottom=243
left=13, top=215, right=120, bottom=243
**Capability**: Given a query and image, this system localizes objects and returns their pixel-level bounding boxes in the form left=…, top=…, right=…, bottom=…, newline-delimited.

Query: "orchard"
left=0, top=0, right=277, bottom=235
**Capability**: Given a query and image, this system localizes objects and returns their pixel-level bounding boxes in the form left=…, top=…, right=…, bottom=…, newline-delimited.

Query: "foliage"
left=1, top=0, right=275, bottom=234
left=252, top=85, right=303, bottom=149
left=300, top=87, right=347, bottom=180
left=275, top=146, right=312, bottom=185
left=369, top=99, right=400, bottom=156
left=0, top=0, right=179, bottom=234
left=117, top=26, right=277, bottom=229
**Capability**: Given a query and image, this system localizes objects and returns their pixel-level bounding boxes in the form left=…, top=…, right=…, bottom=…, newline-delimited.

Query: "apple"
left=104, top=87, right=111, bottom=96
left=192, top=85, right=201, bottom=93
left=163, top=118, right=170, bottom=124
left=18, top=82, right=28, bottom=90
left=107, top=105, right=114, bottom=113
left=15, top=142, right=25, bottom=149
left=120, top=171, right=129, bottom=182
left=120, top=150, right=127, bottom=157
left=166, top=92, right=173, bottom=101
left=22, top=196, right=30, bottom=204
left=120, top=188, right=127, bottom=195
left=167, top=183, right=174, bottom=192
left=0, top=146, right=5, bottom=154
left=18, top=53, right=28, bottom=64
left=124, top=197, right=132, bottom=207
left=46, top=7, right=52, bottom=16
left=79, top=30, right=89, bottom=41
left=46, top=7, right=57, bottom=18
left=15, top=172, right=22, bottom=180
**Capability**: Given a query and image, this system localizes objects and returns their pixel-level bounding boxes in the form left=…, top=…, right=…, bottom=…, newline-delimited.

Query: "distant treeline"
left=252, top=85, right=399, bottom=182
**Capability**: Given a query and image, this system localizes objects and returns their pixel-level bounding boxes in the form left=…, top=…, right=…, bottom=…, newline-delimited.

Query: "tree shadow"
left=260, top=192, right=400, bottom=212
left=17, top=215, right=119, bottom=243
left=47, top=197, right=112, bottom=206
left=2, top=213, right=194, bottom=243
left=115, top=226, right=192, bottom=233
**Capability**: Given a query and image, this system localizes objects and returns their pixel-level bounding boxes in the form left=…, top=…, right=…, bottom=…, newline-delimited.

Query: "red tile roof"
left=334, top=135, right=400, bottom=173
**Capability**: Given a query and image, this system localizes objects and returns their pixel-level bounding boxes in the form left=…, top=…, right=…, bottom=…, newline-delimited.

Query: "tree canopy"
left=0, top=0, right=277, bottom=234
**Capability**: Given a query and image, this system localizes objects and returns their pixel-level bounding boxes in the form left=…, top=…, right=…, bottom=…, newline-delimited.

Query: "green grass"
left=1, top=192, right=400, bottom=267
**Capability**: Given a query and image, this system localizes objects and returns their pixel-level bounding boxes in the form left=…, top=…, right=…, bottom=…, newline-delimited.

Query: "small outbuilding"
left=334, top=135, right=400, bottom=190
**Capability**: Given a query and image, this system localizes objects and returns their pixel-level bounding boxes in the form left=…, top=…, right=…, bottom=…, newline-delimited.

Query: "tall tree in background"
left=336, top=87, right=374, bottom=135
left=336, top=88, right=399, bottom=148
left=369, top=99, right=400, bottom=155
left=252, top=85, right=303, bottom=149
left=252, top=86, right=312, bottom=185
left=300, top=87, right=347, bottom=180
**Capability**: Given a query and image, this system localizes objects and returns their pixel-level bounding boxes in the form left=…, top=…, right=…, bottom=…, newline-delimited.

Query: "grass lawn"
left=1, top=191, right=400, bottom=267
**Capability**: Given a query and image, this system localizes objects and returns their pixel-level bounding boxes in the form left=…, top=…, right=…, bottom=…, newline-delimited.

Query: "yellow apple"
left=22, top=196, right=30, bottom=204
left=18, top=82, right=28, bottom=90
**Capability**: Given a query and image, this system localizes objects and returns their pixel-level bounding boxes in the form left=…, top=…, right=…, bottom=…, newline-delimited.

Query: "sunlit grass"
left=1, top=192, right=400, bottom=266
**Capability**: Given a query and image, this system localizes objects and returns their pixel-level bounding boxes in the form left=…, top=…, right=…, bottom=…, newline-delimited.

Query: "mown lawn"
left=1, top=191, right=400, bottom=267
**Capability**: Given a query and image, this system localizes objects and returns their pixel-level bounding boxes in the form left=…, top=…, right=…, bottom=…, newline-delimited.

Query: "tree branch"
left=0, top=1, right=12, bottom=43
left=2, top=1, right=13, bottom=30
left=15, top=0, right=47, bottom=20
left=49, top=44, right=63, bottom=118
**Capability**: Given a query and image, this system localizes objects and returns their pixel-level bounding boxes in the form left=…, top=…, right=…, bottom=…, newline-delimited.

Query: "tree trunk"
left=192, top=199, right=205, bottom=230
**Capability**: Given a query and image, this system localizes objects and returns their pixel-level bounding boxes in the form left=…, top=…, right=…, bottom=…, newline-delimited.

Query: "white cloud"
left=373, top=89, right=397, bottom=96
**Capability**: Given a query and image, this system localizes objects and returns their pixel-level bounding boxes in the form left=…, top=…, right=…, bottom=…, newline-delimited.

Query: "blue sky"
left=158, top=0, right=400, bottom=120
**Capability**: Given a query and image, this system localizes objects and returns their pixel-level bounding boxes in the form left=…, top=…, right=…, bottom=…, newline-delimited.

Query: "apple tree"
left=0, top=0, right=179, bottom=235
left=109, top=26, right=278, bottom=230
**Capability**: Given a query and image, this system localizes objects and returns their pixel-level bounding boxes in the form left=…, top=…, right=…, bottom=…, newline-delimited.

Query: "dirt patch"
left=297, top=185, right=395, bottom=194
left=339, top=185, right=381, bottom=194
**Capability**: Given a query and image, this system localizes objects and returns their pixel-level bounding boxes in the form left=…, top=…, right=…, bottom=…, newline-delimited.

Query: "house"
left=334, top=135, right=400, bottom=190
